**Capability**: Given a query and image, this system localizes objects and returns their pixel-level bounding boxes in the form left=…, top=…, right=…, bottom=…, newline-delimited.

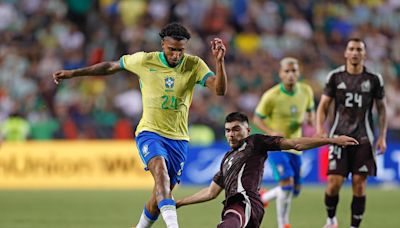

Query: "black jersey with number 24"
left=323, top=66, right=384, bottom=144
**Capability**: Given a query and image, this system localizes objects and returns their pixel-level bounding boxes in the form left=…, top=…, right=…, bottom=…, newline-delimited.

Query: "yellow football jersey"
left=255, top=83, right=314, bottom=154
left=120, top=51, right=214, bottom=140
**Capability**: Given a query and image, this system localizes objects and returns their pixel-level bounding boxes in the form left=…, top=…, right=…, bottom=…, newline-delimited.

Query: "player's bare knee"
left=327, top=178, right=343, bottom=194
left=352, top=179, right=366, bottom=196
left=148, top=157, right=169, bottom=180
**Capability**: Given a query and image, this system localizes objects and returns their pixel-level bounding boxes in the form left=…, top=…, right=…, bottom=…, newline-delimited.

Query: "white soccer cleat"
left=322, top=217, right=338, bottom=228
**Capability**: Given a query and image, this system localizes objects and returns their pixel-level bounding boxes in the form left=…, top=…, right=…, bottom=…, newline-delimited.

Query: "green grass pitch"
left=0, top=186, right=399, bottom=228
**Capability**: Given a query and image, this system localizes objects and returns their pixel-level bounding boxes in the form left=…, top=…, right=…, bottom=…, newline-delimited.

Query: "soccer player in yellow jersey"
left=52, top=22, right=228, bottom=228
left=253, top=57, right=314, bottom=228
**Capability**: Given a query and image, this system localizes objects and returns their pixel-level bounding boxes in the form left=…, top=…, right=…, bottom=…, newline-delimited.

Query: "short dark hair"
left=347, top=38, right=366, bottom=48
left=225, top=112, right=249, bottom=124
left=159, top=22, right=191, bottom=41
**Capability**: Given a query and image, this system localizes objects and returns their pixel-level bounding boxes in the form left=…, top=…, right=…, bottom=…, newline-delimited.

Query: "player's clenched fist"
left=210, top=38, right=226, bottom=61
left=53, top=70, right=73, bottom=84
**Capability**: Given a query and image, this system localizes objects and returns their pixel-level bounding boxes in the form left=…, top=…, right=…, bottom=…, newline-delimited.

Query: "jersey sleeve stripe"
left=325, top=65, right=345, bottom=83
left=365, top=67, right=384, bottom=86
left=376, top=73, right=384, bottom=86
left=197, top=71, right=215, bottom=87
left=119, top=56, right=125, bottom=69
left=328, top=111, right=340, bottom=137
left=365, top=109, right=375, bottom=147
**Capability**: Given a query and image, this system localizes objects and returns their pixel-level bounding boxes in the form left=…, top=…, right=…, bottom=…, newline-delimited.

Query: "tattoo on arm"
left=376, top=98, right=388, bottom=138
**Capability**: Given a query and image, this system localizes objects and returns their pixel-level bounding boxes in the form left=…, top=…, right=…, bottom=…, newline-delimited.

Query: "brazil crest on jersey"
left=255, top=83, right=314, bottom=154
left=120, top=52, right=215, bottom=140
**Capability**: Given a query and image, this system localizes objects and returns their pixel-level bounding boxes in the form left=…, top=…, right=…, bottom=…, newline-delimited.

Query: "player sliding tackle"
left=176, top=112, right=358, bottom=228
left=52, top=22, right=228, bottom=228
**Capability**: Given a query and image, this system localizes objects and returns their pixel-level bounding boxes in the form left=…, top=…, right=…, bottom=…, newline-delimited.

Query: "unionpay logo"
left=165, top=77, right=175, bottom=89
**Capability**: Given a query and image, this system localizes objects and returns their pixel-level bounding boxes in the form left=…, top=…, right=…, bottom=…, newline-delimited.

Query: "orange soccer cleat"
left=258, top=188, right=269, bottom=208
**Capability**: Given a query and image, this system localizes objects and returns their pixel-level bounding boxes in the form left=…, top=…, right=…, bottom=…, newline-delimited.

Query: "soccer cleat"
left=258, top=188, right=269, bottom=208
left=283, top=224, right=291, bottom=228
left=322, top=217, right=338, bottom=228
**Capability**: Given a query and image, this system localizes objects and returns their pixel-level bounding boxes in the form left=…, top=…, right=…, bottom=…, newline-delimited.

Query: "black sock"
left=351, top=195, right=366, bottom=227
left=325, top=193, right=339, bottom=218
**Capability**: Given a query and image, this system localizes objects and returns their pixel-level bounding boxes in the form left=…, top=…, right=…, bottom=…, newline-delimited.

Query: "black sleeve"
left=323, top=74, right=336, bottom=98
left=212, top=171, right=224, bottom=188
left=251, top=134, right=283, bottom=153
left=373, top=75, right=385, bottom=100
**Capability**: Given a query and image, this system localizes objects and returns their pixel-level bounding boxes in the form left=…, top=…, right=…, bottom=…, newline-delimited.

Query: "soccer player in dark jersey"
left=176, top=112, right=358, bottom=228
left=316, top=38, right=388, bottom=228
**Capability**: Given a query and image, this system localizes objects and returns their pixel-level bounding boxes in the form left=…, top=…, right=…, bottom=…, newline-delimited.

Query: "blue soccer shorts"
left=135, top=131, right=188, bottom=185
left=268, top=151, right=302, bottom=187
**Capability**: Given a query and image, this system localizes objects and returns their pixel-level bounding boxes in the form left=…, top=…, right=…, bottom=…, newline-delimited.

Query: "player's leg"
left=292, top=153, right=303, bottom=199
left=260, top=152, right=291, bottom=205
left=136, top=187, right=159, bottom=228
left=277, top=177, right=293, bottom=228
left=136, top=183, right=177, bottom=228
left=323, top=174, right=344, bottom=228
left=349, top=143, right=376, bottom=228
left=148, top=157, right=179, bottom=228
left=134, top=132, right=180, bottom=228
left=263, top=152, right=294, bottom=228
left=278, top=153, right=302, bottom=228
left=218, top=199, right=246, bottom=228
left=218, top=210, right=242, bottom=228
left=323, top=143, right=349, bottom=228
left=350, top=174, right=367, bottom=228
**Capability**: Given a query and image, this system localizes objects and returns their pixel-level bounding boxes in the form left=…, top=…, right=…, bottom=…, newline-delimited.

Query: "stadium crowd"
left=1, top=0, right=400, bottom=141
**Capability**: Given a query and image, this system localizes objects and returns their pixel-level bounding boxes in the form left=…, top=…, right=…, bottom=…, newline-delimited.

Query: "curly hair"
left=159, top=22, right=191, bottom=40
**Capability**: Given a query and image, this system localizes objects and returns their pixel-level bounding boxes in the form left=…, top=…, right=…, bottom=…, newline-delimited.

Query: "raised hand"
left=53, top=70, right=73, bottom=84
left=210, top=38, right=226, bottom=62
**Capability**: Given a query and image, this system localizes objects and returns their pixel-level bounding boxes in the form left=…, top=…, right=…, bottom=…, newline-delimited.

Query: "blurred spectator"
left=1, top=0, right=400, bottom=141
left=0, top=112, right=30, bottom=141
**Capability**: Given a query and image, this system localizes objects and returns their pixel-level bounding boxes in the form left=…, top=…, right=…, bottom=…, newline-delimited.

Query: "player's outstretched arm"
left=316, top=95, right=333, bottom=137
left=376, top=98, right=388, bottom=154
left=176, top=181, right=222, bottom=208
left=280, top=135, right=359, bottom=151
left=52, top=61, right=122, bottom=84
left=205, top=38, right=227, bottom=96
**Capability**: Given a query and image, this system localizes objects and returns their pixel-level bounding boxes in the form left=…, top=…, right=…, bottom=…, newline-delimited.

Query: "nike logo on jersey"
left=149, top=68, right=157, bottom=72
left=358, top=165, right=368, bottom=172
left=337, top=82, right=347, bottom=89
